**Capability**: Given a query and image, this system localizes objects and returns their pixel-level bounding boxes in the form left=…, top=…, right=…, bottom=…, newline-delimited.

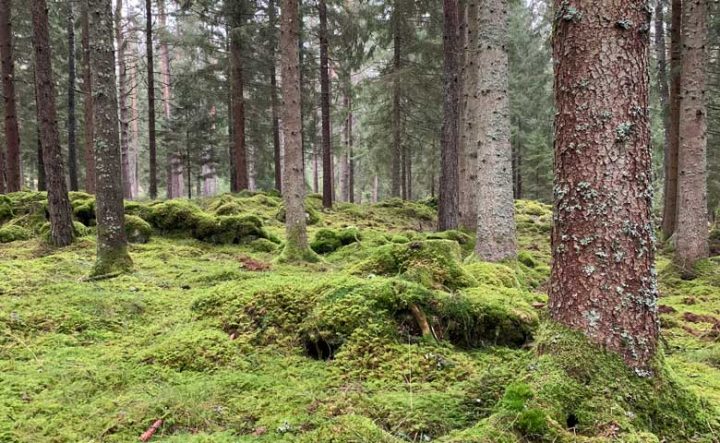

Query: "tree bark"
left=280, top=0, right=315, bottom=262
left=347, top=90, right=355, bottom=203
left=391, top=2, right=402, bottom=198
left=654, top=0, right=670, bottom=207
left=662, top=0, right=681, bottom=237
left=158, top=0, right=183, bottom=199
left=1, top=0, right=22, bottom=192
left=115, top=0, right=132, bottom=200
left=319, top=0, right=333, bottom=208
left=340, top=85, right=351, bottom=202
left=459, top=1, right=478, bottom=229
left=31, top=0, right=74, bottom=247
left=269, top=0, right=282, bottom=193
left=66, top=2, right=78, bottom=191
left=145, top=0, right=158, bottom=199
left=89, top=0, right=132, bottom=276
left=674, top=0, right=708, bottom=270
left=438, top=0, right=460, bottom=231
left=128, top=54, right=140, bottom=198
left=81, top=0, right=95, bottom=194
left=475, top=0, right=516, bottom=261
left=230, top=11, right=248, bottom=192
left=550, top=0, right=658, bottom=369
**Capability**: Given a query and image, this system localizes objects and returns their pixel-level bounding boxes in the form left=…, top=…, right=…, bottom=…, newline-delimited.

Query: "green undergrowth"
left=0, top=195, right=718, bottom=442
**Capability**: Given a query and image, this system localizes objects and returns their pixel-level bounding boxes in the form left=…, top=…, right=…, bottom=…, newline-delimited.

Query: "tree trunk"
left=89, top=0, right=132, bottom=276
left=475, top=0, right=516, bottom=261
left=158, top=0, right=183, bottom=199
left=550, top=0, right=658, bottom=369
left=319, top=0, right=333, bottom=208
left=115, top=0, right=132, bottom=200
left=459, top=0, right=478, bottom=230
left=129, top=55, right=140, bottom=198
left=145, top=0, right=158, bottom=199
left=348, top=91, right=355, bottom=203
left=279, top=0, right=315, bottom=262
left=654, top=0, right=670, bottom=205
left=438, top=0, right=460, bottom=231
left=202, top=105, right=218, bottom=197
left=81, top=0, right=95, bottom=194
left=340, top=85, right=351, bottom=202
left=269, top=0, right=282, bottom=193
left=66, top=2, right=78, bottom=191
left=1, top=0, right=22, bottom=192
left=391, top=2, right=402, bottom=198
left=372, top=174, right=379, bottom=203
left=674, top=0, right=708, bottom=270
left=36, top=123, right=45, bottom=191
left=230, top=13, right=248, bottom=192
left=662, top=0, right=681, bottom=237
left=313, top=103, right=319, bottom=193
left=31, top=0, right=74, bottom=247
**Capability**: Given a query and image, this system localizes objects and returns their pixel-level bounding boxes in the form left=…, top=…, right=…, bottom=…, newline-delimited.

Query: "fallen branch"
left=409, top=304, right=435, bottom=340
left=139, top=419, right=163, bottom=442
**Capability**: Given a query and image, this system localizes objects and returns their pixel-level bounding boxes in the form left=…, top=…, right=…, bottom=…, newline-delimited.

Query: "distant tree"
left=1, top=0, right=22, bottom=192
left=655, top=0, right=670, bottom=198
left=31, top=0, right=74, bottom=246
left=279, top=0, right=317, bottom=262
left=159, top=0, right=183, bottom=199
left=662, top=0, right=682, bottom=238
left=459, top=0, right=478, bottom=229
left=229, top=0, right=248, bottom=192
left=268, top=0, right=282, bottom=193
left=391, top=1, right=403, bottom=198
left=550, top=0, right=659, bottom=369
left=438, top=0, right=460, bottom=231
left=475, top=0, right=516, bottom=261
left=115, top=0, right=132, bottom=199
left=81, top=0, right=95, bottom=194
left=66, top=2, right=78, bottom=191
left=319, top=0, right=333, bottom=208
left=674, top=0, right=708, bottom=270
left=145, top=0, right=158, bottom=199
left=89, top=0, right=132, bottom=276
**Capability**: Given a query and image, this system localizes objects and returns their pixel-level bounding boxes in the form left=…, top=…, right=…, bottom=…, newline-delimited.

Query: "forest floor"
left=0, top=192, right=719, bottom=442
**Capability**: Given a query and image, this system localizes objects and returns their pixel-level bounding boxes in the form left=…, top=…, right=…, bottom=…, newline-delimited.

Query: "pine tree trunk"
left=475, top=0, right=516, bottom=261
left=662, top=0, right=681, bottom=237
left=674, top=0, right=708, bottom=270
left=230, top=14, right=248, bottom=192
left=372, top=175, right=379, bottom=203
left=654, top=0, right=670, bottom=204
left=158, top=0, right=183, bottom=199
left=459, top=0, right=478, bottom=230
left=391, top=2, right=402, bottom=198
left=348, top=94, right=355, bottom=203
left=550, top=0, right=658, bottom=369
left=129, top=56, right=140, bottom=198
left=36, top=124, right=45, bottom=191
left=31, top=0, right=74, bottom=246
left=340, top=85, right=351, bottom=202
left=1, top=0, right=22, bottom=192
left=89, top=0, right=132, bottom=276
left=115, top=0, right=132, bottom=200
left=81, top=0, right=95, bottom=194
left=279, top=0, right=315, bottom=262
left=145, top=0, right=158, bottom=199
left=66, top=2, right=78, bottom=191
left=313, top=104, right=319, bottom=193
left=269, top=0, right=282, bottom=193
left=319, top=0, right=333, bottom=208
left=438, top=0, right=460, bottom=231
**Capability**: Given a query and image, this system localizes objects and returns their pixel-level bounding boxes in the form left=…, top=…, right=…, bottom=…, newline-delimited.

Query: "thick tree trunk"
left=230, top=15, right=248, bottom=192
left=1, top=0, right=21, bottom=192
left=662, top=0, right=682, bottom=237
left=674, top=0, right=708, bottom=270
left=319, top=0, right=333, bottom=208
left=459, top=1, right=478, bottom=230
left=438, top=0, right=460, bottom=231
left=269, top=0, right=282, bottom=193
left=66, top=2, right=78, bottom=191
left=115, top=0, right=132, bottom=200
left=475, top=0, right=516, bottom=261
left=158, top=0, right=183, bottom=199
left=279, top=0, right=315, bottom=262
left=145, top=0, right=158, bottom=199
left=391, top=3, right=402, bottom=198
left=31, top=0, right=74, bottom=246
left=654, top=0, right=670, bottom=201
left=81, top=0, right=95, bottom=194
left=89, top=0, right=132, bottom=276
left=550, top=0, right=658, bottom=369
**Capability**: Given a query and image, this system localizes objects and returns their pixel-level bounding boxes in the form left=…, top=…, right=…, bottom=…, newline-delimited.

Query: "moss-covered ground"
left=0, top=192, right=718, bottom=442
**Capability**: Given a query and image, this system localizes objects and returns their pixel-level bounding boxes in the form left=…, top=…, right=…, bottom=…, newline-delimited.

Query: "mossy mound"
left=38, top=221, right=90, bottom=243
left=351, top=240, right=477, bottom=290
left=71, top=195, right=95, bottom=226
left=275, top=204, right=320, bottom=225
left=297, top=415, right=400, bottom=443
left=515, top=199, right=552, bottom=235
left=427, top=229, right=475, bottom=254
left=194, top=214, right=275, bottom=245
left=0, top=224, right=32, bottom=243
left=468, top=322, right=719, bottom=442
left=310, top=227, right=361, bottom=254
left=124, top=215, right=153, bottom=243
left=147, top=200, right=204, bottom=232
left=376, top=198, right=436, bottom=221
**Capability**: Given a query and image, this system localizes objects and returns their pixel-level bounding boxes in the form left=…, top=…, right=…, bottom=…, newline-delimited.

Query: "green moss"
left=464, top=261, right=520, bottom=288
left=247, top=238, right=279, bottom=253
left=0, top=194, right=13, bottom=222
left=147, top=199, right=204, bottom=232
left=124, top=215, right=153, bottom=244
left=0, top=224, right=32, bottom=243
left=194, top=214, right=270, bottom=245
left=297, top=415, right=400, bottom=442
left=310, top=228, right=361, bottom=254
left=352, top=240, right=477, bottom=290
left=376, top=198, right=436, bottom=221
left=275, top=204, right=320, bottom=225
left=213, top=201, right=242, bottom=216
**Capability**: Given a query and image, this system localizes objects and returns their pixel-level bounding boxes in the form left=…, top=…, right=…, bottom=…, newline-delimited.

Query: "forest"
left=0, top=0, right=720, bottom=441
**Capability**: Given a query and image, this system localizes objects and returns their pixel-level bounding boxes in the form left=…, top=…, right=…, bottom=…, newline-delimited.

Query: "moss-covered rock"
left=310, top=227, right=361, bottom=254
left=247, top=237, right=279, bottom=253
left=213, top=201, right=242, bottom=216
left=275, top=204, right=320, bottom=225
left=352, top=240, right=477, bottom=290
left=377, top=197, right=436, bottom=221
left=124, top=215, right=152, bottom=244
left=72, top=197, right=95, bottom=226
left=0, top=224, right=32, bottom=243
left=194, top=214, right=271, bottom=244
left=0, top=195, right=13, bottom=223
left=147, top=199, right=204, bottom=232
left=38, top=221, right=89, bottom=243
